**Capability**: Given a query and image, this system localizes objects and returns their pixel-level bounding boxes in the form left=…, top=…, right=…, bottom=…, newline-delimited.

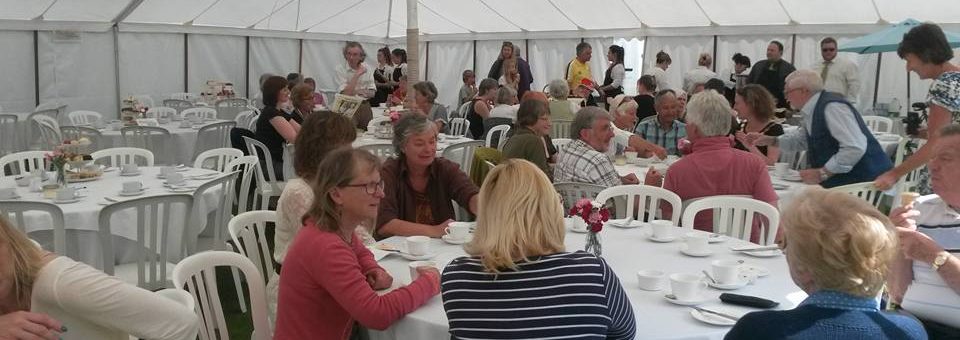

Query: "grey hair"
left=571, top=107, right=610, bottom=140
left=785, top=69, right=824, bottom=92
left=941, top=124, right=960, bottom=137
left=548, top=79, right=570, bottom=100
left=392, top=114, right=438, bottom=155
left=613, top=100, right=638, bottom=117
left=495, top=86, right=517, bottom=105
left=654, top=89, right=676, bottom=107
left=685, top=90, right=733, bottom=137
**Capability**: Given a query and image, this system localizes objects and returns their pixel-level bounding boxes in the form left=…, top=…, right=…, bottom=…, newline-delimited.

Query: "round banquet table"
left=367, top=226, right=807, bottom=340
left=98, top=120, right=232, bottom=165
left=0, top=166, right=225, bottom=267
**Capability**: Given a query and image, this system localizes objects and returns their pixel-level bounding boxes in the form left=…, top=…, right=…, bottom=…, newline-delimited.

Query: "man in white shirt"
left=683, top=53, right=718, bottom=93
left=811, top=37, right=860, bottom=105
left=888, top=124, right=960, bottom=338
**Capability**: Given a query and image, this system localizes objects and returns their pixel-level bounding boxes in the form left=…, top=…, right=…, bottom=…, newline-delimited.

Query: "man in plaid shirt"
left=555, top=107, right=640, bottom=187
left=635, top=89, right=687, bottom=156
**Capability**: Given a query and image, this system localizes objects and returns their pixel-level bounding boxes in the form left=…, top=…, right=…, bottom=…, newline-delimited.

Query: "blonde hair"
left=464, top=159, right=566, bottom=272
left=0, top=217, right=43, bottom=310
left=782, top=187, right=898, bottom=297
left=307, top=148, right=382, bottom=232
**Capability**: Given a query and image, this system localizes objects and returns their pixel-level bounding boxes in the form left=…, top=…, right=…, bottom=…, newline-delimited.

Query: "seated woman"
left=377, top=114, right=480, bottom=238
left=275, top=148, right=439, bottom=340
left=388, top=75, right=408, bottom=106
left=633, top=75, right=658, bottom=121
left=466, top=78, right=498, bottom=139
left=725, top=188, right=926, bottom=340
left=269, top=111, right=358, bottom=319
left=303, top=77, right=325, bottom=107
left=733, top=84, right=783, bottom=165
left=255, top=75, right=301, bottom=177
left=0, top=218, right=199, bottom=340
left=442, top=159, right=636, bottom=339
left=289, top=84, right=315, bottom=124
left=501, top=100, right=553, bottom=178
left=411, top=81, right=448, bottom=132
left=547, top=79, right=577, bottom=122
left=488, top=86, right=519, bottom=121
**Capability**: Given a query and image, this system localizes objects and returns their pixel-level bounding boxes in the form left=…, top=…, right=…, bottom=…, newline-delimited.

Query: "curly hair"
left=736, top=84, right=777, bottom=121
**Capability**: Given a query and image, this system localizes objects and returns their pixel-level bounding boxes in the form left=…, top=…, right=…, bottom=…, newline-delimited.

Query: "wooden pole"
left=405, top=0, right=419, bottom=108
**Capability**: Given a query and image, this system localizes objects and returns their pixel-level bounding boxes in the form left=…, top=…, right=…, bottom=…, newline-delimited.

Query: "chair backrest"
left=187, top=171, right=239, bottom=255
left=485, top=124, right=511, bottom=150
left=442, top=140, right=483, bottom=174
left=173, top=251, right=272, bottom=340
left=228, top=211, right=277, bottom=285
left=358, top=143, right=397, bottom=161
left=242, top=136, right=281, bottom=191
left=98, top=194, right=194, bottom=290
left=194, top=148, right=243, bottom=172
left=0, top=201, right=66, bottom=254
left=169, top=93, right=197, bottom=101
left=194, top=121, right=237, bottom=161
left=31, top=114, right=61, bottom=150
left=448, top=117, right=471, bottom=137
left=831, top=181, right=886, bottom=210
left=594, top=185, right=683, bottom=225
left=146, top=107, right=177, bottom=119
left=863, top=116, right=894, bottom=134
left=228, top=155, right=261, bottom=215
left=552, top=138, right=572, bottom=152
left=681, top=196, right=780, bottom=245
left=181, top=107, right=218, bottom=120
left=779, top=149, right=807, bottom=170
left=60, top=126, right=103, bottom=151
left=91, top=147, right=155, bottom=167
left=894, top=138, right=926, bottom=193
left=214, top=98, right=249, bottom=121
left=554, top=182, right=606, bottom=212
left=454, top=101, right=471, bottom=119
left=0, top=114, right=20, bottom=155
left=67, top=110, right=102, bottom=126
left=162, top=99, right=194, bottom=113
left=131, top=94, right=155, bottom=108
left=551, top=119, right=573, bottom=139
left=0, top=150, right=49, bottom=179
left=121, top=126, right=170, bottom=165
left=235, top=110, right=256, bottom=130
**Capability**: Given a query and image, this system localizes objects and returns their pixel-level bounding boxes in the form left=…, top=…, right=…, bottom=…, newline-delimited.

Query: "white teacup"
left=650, top=220, right=674, bottom=239
left=636, top=270, right=666, bottom=291
left=624, top=151, right=639, bottom=164
left=406, top=236, right=431, bottom=256
left=121, top=163, right=139, bottom=174
left=408, top=261, right=437, bottom=282
left=774, top=162, right=789, bottom=177
left=15, top=176, right=31, bottom=187
left=685, top=234, right=709, bottom=254
left=160, top=166, right=177, bottom=178
left=0, top=187, right=17, bottom=199
left=711, top=259, right=742, bottom=284
left=670, top=273, right=707, bottom=301
left=110, top=120, right=122, bottom=131
left=55, top=187, right=76, bottom=201
left=158, top=117, right=171, bottom=125
left=122, top=181, right=142, bottom=193
left=166, top=173, right=185, bottom=185
left=444, top=224, right=470, bottom=240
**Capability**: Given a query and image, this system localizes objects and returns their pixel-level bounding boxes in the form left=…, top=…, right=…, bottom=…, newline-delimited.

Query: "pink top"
left=274, top=221, right=439, bottom=340
left=662, top=136, right=778, bottom=243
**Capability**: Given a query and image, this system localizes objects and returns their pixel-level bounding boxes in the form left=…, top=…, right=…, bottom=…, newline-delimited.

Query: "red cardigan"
left=274, top=222, right=439, bottom=340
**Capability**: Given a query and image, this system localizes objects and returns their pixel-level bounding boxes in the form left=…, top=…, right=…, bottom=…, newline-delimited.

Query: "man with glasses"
left=812, top=37, right=861, bottom=105
left=747, top=69, right=891, bottom=188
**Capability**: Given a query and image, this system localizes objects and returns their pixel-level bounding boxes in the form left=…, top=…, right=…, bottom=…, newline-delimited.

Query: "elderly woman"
left=733, top=84, right=784, bottom=165
left=336, top=41, right=376, bottom=129
left=0, top=217, right=199, bottom=340
left=466, top=78, right=498, bottom=139
left=607, top=95, right=668, bottom=159
left=256, top=75, right=301, bottom=174
left=377, top=114, right=480, bottom=238
left=412, top=81, right=448, bottom=131
left=875, top=22, right=960, bottom=194
left=488, top=86, right=518, bottom=121
left=501, top=100, right=553, bottom=177
left=289, top=84, right=315, bottom=124
left=275, top=148, right=439, bottom=340
left=725, top=188, right=926, bottom=339
left=547, top=79, right=578, bottom=122
left=303, top=77, right=325, bottom=107
left=269, top=111, right=358, bottom=319
left=442, top=159, right=636, bottom=339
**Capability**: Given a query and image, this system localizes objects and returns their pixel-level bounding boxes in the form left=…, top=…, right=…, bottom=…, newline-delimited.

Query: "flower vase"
left=55, top=166, right=67, bottom=187
left=585, top=231, right=602, bottom=257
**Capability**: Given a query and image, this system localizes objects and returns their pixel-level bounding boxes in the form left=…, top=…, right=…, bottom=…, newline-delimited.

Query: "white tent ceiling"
left=2, top=0, right=960, bottom=41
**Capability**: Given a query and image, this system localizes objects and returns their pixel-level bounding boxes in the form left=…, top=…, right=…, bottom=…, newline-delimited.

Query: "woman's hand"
left=431, top=219, right=455, bottom=238
left=0, top=311, right=63, bottom=340
left=874, top=170, right=901, bottom=191
left=365, top=268, right=394, bottom=290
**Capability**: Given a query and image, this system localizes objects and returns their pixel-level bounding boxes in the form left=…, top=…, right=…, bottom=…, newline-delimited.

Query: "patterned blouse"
left=927, top=71, right=960, bottom=119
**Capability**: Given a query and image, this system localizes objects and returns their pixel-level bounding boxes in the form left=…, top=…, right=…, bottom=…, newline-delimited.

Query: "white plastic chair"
left=188, top=171, right=239, bottom=255
left=169, top=93, right=197, bottom=101
left=681, top=196, right=780, bottom=246
left=162, top=99, right=194, bottom=114
left=485, top=124, right=511, bottom=150
left=894, top=138, right=927, bottom=194
left=0, top=150, right=49, bottom=179
left=242, top=137, right=285, bottom=209
left=228, top=155, right=262, bottom=214
left=359, top=143, right=397, bottom=160
left=67, top=110, right=102, bottom=126
left=172, top=251, right=272, bottom=340
left=31, top=114, right=62, bottom=150
left=228, top=211, right=277, bottom=315
left=594, top=185, right=683, bottom=224
left=98, top=194, right=194, bottom=290
left=194, top=148, right=243, bottom=172
left=0, top=114, right=20, bottom=155
left=863, top=116, right=894, bottom=134
left=121, top=126, right=171, bottom=165
left=448, top=118, right=471, bottom=137
left=554, top=182, right=606, bottom=212
left=552, top=138, right=573, bottom=152
left=442, top=140, right=483, bottom=174
left=551, top=119, right=573, bottom=139
left=0, top=201, right=66, bottom=254
left=146, top=107, right=177, bottom=120
left=235, top=110, right=257, bottom=130
left=91, top=147, right=155, bottom=167
left=831, top=181, right=886, bottom=210
left=215, top=98, right=249, bottom=121
left=194, top=121, right=236, bottom=161
left=181, top=107, right=218, bottom=121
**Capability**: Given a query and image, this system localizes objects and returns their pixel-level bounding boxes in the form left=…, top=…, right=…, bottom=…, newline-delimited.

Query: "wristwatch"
left=933, top=251, right=952, bottom=271
left=819, top=168, right=832, bottom=181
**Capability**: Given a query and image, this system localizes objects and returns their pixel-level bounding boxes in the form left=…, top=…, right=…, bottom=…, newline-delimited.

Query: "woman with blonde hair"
left=725, top=187, right=926, bottom=339
left=0, top=217, right=199, bottom=340
left=500, top=57, right=520, bottom=91
left=441, top=159, right=636, bottom=339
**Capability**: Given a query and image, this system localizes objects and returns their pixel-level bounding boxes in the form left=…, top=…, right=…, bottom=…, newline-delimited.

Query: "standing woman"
left=875, top=23, right=960, bottom=194
left=733, top=84, right=784, bottom=165
left=644, top=51, right=672, bottom=92
left=336, top=41, right=376, bottom=130
left=390, top=49, right=408, bottom=86
left=466, top=78, right=499, bottom=140
left=372, top=47, right=395, bottom=107
left=599, top=45, right=626, bottom=107
left=256, top=76, right=301, bottom=176
left=499, top=57, right=520, bottom=91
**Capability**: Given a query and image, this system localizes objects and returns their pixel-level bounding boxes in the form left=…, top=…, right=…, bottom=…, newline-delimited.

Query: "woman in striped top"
left=441, top=159, right=636, bottom=339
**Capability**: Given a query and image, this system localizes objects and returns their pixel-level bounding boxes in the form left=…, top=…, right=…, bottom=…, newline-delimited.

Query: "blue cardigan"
left=725, top=291, right=927, bottom=340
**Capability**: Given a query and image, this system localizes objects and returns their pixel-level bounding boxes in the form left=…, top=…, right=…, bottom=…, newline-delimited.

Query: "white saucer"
left=167, top=187, right=196, bottom=193
left=690, top=308, right=737, bottom=326
left=118, top=189, right=146, bottom=196
left=399, top=252, right=437, bottom=261
left=102, top=167, right=117, bottom=173
left=707, top=279, right=749, bottom=290
left=119, top=171, right=141, bottom=176
left=685, top=232, right=727, bottom=243
left=442, top=234, right=471, bottom=245
left=53, top=197, right=81, bottom=204
left=739, top=264, right=770, bottom=277
left=740, top=249, right=782, bottom=258
left=680, top=245, right=713, bottom=257
left=664, top=293, right=712, bottom=306
left=649, top=235, right=677, bottom=243
left=780, top=174, right=803, bottom=182
left=607, top=219, right=643, bottom=228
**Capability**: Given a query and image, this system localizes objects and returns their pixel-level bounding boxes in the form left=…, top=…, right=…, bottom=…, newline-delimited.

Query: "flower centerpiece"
left=568, top=198, right=610, bottom=257
left=46, top=138, right=99, bottom=186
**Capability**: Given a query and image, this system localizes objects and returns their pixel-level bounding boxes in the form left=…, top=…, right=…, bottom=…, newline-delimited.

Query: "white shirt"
left=488, top=104, right=519, bottom=121
left=811, top=58, right=860, bottom=105
left=335, top=62, right=376, bottom=97
left=644, top=66, right=671, bottom=92
left=776, top=91, right=868, bottom=174
left=607, top=64, right=626, bottom=88
left=682, top=66, right=718, bottom=93
left=902, top=194, right=960, bottom=328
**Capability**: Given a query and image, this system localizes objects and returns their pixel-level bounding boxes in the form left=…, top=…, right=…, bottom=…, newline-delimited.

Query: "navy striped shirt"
left=441, top=251, right=636, bottom=340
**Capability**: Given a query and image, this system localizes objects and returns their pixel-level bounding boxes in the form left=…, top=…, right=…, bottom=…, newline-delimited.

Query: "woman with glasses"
left=274, top=148, right=440, bottom=340
left=377, top=114, right=480, bottom=239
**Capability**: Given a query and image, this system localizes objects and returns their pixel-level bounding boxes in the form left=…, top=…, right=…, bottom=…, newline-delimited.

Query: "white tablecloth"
left=1, top=166, right=224, bottom=266
left=352, top=133, right=473, bottom=158
left=368, top=227, right=806, bottom=340
left=99, top=120, right=231, bottom=165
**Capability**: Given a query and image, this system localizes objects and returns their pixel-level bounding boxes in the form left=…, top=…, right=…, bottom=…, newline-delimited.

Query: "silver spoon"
left=702, top=270, right=717, bottom=284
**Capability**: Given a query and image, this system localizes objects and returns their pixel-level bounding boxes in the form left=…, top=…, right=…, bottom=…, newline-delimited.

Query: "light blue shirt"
left=776, top=91, right=868, bottom=174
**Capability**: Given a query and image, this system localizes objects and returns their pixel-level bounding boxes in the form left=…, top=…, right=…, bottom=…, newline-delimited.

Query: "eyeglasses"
left=821, top=48, right=836, bottom=52
left=784, top=87, right=802, bottom=96
left=342, top=180, right=385, bottom=195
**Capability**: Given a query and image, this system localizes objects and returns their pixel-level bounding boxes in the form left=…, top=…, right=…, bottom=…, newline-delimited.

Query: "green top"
left=501, top=127, right=551, bottom=180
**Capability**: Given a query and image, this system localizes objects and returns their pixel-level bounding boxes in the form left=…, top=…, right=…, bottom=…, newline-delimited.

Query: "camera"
left=903, top=102, right=928, bottom=136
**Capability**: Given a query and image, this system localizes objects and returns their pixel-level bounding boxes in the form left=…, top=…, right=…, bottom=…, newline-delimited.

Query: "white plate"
left=66, top=175, right=101, bottom=183
left=607, top=219, right=644, bottom=228
left=685, top=232, right=727, bottom=243
left=740, top=249, right=782, bottom=258
left=118, top=189, right=147, bottom=196
left=739, top=264, right=770, bottom=277
left=648, top=235, right=677, bottom=243
left=120, top=171, right=141, bottom=176
left=680, top=245, right=713, bottom=257
left=167, top=187, right=196, bottom=193
left=707, top=279, right=749, bottom=290
left=690, top=308, right=737, bottom=326
left=52, top=197, right=81, bottom=204
left=102, top=166, right=117, bottom=173
left=664, top=293, right=712, bottom=306
left=442, top=234, right=471, bottom=245
left=399, top=252, right=437, bottom=261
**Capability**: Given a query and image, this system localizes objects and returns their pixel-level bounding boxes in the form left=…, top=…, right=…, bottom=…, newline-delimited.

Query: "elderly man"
left=555, top=107, right=639, bottom=187
left=749, top=70, right=892, bottom=188
left=812, top=37, right=860, bottom=104
left=607, top=95, right=668, bottom=159
left=749, top=41, right=797, bottom=108
left=635, top=89, right=687, bottom=156
left=646, top=90, right=777, bottom=241
left=888, top=124, right=960, bottom=338
left=566, top=42, right=594, bottom=94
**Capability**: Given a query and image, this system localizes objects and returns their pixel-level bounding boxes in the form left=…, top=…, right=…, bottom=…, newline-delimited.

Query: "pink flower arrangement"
left=568, top=198, right=610, bottom=233
left=388, top=110, right=401, bottom=125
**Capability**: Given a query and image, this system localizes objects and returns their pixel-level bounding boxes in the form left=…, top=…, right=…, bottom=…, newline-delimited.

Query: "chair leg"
left=232, top=267, right=248, bottom=314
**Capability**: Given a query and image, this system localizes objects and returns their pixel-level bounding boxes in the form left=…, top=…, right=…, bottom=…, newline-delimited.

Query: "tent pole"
left=184, top=33, right=189, bottom=93
left=113, top=25, right=121, bottom=119
left=34, top=30, right=39, bottom=107
left=245, top=36, right=251, bottom=99
left=712, top=35, right=717, bottom=72
left=406, top=0, right=419, bottom=89
left=872, top=52, right=882, bottom=107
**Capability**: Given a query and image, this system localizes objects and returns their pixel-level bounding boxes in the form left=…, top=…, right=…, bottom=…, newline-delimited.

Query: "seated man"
left=555, top=107, right=639, bottom=187
left=646, top=91, right=777, bottom=243
left=888, top=124, right=960, bottom=338
left=635, top=89, right=687, bottom=156
left=606, top=95, right=667, bottom=159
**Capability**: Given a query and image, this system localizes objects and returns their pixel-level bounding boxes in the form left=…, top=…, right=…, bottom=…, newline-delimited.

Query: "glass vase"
left=55, top=166, right=67, bottom=188
left=585, top=231, right=602, bottom=257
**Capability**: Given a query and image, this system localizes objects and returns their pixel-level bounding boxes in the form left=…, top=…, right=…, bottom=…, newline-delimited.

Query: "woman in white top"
left=488, top=86, right=519, bottom=121
left=0, top=218, right=199, bottom=340
left=372, top=47, right=395, bottom=107
left=644, top=51, right=672, bottom=92
left=599, top=45, right=626, bottom=103
left=390, top=49, right=408, bottom=84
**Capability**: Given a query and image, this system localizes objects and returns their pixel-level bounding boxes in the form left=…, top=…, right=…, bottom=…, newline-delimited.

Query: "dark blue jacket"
left=807, top=91, right=892, bottom=188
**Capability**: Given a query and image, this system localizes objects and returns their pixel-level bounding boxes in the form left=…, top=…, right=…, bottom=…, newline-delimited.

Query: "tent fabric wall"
left=643, top=36, right=715, bottom=92
left=301, top=40, right=347, bottom=94
left=528, top=39, right=581, bottom=94
left=118, top=32, right=185, bottom=106
left=38, top=31, right=117, bottom=119
left=248, top=37, right=299, bottom=96
left=0, top=31, right=36, bottom=113
left=187, top=34, right=246, bottom=96
left=426, top=41, right=473, bottom=109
